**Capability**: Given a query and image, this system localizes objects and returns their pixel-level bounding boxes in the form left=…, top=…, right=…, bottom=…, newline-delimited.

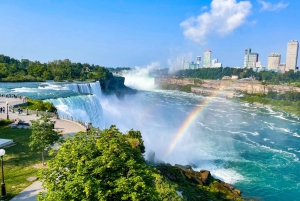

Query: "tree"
left=29, top=115, right=63, bottom=166
left=37, top=125, right=181, bottom=201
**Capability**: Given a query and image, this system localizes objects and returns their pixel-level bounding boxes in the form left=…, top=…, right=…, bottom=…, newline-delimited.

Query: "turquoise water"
left=1, top=81, right=300, bottom=200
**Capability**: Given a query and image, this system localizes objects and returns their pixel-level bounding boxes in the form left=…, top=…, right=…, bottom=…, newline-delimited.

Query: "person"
left=18, top=107, right=21, bottom=114
left=0, top=107, right=2, bottom=113
left=85, top=122, right=90, bottom=131
left=2, top=107, right=5, bottom=113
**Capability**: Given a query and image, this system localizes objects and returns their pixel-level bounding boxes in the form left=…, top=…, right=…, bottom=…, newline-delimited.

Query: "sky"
left=0, top=0, right=299, bottom=69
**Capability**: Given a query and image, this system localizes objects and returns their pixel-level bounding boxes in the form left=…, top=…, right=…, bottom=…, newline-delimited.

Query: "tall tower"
left=267, top=53, right=281, bottom=71
left=196, top=56, right=201, bottom=69
left=244, top=47, right=251, bottom=68
left=286, top=40, right=299, bottom=71
left=203, top=50, right=211, bottom=68
left=244, top=47, right=258, bottom=68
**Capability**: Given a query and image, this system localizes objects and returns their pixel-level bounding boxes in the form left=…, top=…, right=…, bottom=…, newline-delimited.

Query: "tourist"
left=85, top=122, right=90, bottom=131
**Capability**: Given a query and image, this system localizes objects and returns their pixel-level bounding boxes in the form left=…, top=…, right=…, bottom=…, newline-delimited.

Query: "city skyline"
left=0, top=0, right=299, bottom=68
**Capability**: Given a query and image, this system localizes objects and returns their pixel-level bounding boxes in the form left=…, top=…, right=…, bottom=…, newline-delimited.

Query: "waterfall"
left=47, top=81, right=104, bottom=128
left=67, top=81, right=102, bottom=98
left=47, top=95, right=104, bottom=128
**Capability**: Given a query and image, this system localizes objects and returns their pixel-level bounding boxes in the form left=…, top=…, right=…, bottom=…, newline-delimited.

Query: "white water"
left=33, top=68, right=300, bottom=200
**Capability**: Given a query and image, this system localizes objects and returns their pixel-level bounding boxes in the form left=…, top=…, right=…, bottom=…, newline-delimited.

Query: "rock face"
left=156, top=163, right=244, bottom=201
left=156, top=77, right=300, bottom=95
left=100, top=76, right=137, bottom=98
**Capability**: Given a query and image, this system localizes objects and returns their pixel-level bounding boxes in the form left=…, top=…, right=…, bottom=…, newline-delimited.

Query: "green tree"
left=37, top=125, right=181, bottom=201
left=29, top=115, right=63, bottom=166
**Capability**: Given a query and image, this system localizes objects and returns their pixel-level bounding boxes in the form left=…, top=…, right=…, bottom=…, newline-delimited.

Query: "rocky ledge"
left=155, top=163, right=247, bottom=201
left=100, top=76, right=137, bottom=98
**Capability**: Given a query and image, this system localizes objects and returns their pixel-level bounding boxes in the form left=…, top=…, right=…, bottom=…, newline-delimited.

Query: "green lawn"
left=0, top=126, right=50, bottom=200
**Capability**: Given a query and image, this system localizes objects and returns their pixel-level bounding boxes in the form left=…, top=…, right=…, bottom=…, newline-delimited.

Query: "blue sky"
left=0, top=0, right=299, bottom=69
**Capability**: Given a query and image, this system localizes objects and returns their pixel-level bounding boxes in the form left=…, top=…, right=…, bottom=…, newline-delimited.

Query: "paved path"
left=0, top=97, right=85, bottom=201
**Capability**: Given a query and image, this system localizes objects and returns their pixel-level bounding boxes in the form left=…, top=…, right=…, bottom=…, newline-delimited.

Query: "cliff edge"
left=100, top=76, right=137, bottom=98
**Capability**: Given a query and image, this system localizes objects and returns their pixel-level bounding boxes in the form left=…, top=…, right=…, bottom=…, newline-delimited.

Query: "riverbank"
left=156, top=77, right=300, bottom=116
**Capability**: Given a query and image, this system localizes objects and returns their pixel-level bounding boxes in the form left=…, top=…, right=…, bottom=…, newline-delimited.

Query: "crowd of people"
left=0, top=93, right=27, bottom=103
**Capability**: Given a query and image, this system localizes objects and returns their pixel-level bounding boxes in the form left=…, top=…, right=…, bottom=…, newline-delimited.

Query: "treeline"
left=240, top=91, right=300, bottom=116
left=107, top=67, right=131, bottom=72
left=0, top=54, right=113, bottom=82
left=174, top=67, right=300, bottom=85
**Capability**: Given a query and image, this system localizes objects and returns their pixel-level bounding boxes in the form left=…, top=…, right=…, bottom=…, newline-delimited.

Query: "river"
left=0, top=78, right=300, bottom=201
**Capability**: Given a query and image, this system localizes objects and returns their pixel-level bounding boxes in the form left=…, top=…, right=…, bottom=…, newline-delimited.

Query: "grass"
left=20, top=98, right=56, bottom=112
left=0, top=125, right=51, bottom=200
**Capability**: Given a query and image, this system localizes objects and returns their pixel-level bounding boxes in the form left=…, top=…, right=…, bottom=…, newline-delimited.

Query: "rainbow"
left=165, top=81, right=233, bottom=158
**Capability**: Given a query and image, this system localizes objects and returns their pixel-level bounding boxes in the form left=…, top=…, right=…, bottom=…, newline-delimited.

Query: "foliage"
left=37, top=125, right=181, bottom=201
left=22, top=99, right=56, bottom=112
left=173, top=67, right=300, bottom=84
left=29, top=115, right=63, bottom=165
left=159, top=83, right=192, bottom=93
left=0, top=54, right=113, bottom=82
left=0, top=125, right=51, bottom=200
left=239, top=91, right=300, bottom=116
left=0, top=119, right=12, bottom=126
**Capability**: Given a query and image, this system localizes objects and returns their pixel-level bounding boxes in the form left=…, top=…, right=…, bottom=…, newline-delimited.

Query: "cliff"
left=155, top=163, right=246, bottom=201
left=156, top=77, right=300, bottom=97
left=100, top=76, right=137, bottom=98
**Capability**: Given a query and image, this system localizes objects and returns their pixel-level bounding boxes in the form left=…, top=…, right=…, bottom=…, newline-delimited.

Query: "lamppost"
left=5, top=102, right=8, bottom=120
left=0, top=149, right=7, bottom=200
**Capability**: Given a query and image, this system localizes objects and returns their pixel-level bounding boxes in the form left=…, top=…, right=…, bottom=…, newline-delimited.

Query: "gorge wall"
left=155, top=77, right=300, bottom=97
left=100, top=76, right=137, bottom=97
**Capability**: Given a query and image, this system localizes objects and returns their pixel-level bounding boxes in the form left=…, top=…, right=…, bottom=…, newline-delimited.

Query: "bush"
left=0, top=119, right=12, bottom=126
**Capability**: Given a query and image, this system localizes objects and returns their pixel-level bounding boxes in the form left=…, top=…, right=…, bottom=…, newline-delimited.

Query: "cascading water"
left=47, top=94, right=104, bottom=128
left=2, top=76, right=300, bottom=200
left=67, top=81, right=102, bottom=98
left=47, top=81, right=104, bottom=128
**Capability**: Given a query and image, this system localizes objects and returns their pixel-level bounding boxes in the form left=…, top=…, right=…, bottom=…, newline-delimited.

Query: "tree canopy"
left=0, top=55, right=113, bottom=82
left=29, top=115, right=63, bottom=166
left=173, top=67, right=300, bottom=84
left=37, top=125, right=181, bottom=201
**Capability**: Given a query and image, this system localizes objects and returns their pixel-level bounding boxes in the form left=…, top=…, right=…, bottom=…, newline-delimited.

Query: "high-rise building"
left=244, top=48, right=259, bottom=68
left=196, top=56, right=201, bottom=68
left=267, top=53, right=281, bottom=71
left=285, top=40, right=299, bottom=71
left=203, top=50, right=211, bottom=68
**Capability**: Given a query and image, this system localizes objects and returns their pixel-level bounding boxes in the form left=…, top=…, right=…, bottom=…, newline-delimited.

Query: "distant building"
left=196, top=56, right=201, bottom=69
left=278, top=63, right=286, bottom=73
left=183, top=61, right=198, bottom=70
left=244, top=47, right=259, bottom=68
left=203, top=50, right=211, bottom=68
left=211, top=59, right=222, bottom=68
left=285, top=40, right=299, bottom=71
left=267, top=53, right=281, bottom=71
left=256, top=61, right=262, bottom=68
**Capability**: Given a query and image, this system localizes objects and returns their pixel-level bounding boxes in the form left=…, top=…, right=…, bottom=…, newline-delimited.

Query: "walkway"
left=0, top=97, right=86, bottom=201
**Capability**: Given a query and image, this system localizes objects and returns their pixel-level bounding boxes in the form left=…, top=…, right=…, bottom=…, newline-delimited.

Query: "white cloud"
left=168, top=52, right=194, bottom=73
left=257, top=0, right=289, bottom=11
left=201, top=6, right=208, bottom=11
left=180, top=0, right=252, bottom=45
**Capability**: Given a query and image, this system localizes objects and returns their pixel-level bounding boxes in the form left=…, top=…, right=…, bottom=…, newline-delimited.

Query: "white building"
left=211, top=59, right=222, bottom=68
left=285, top=40, right=299, bottom=71
left=203, top=50, right=211, bottom=68
left=267, top=53, right=281, bottom=71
